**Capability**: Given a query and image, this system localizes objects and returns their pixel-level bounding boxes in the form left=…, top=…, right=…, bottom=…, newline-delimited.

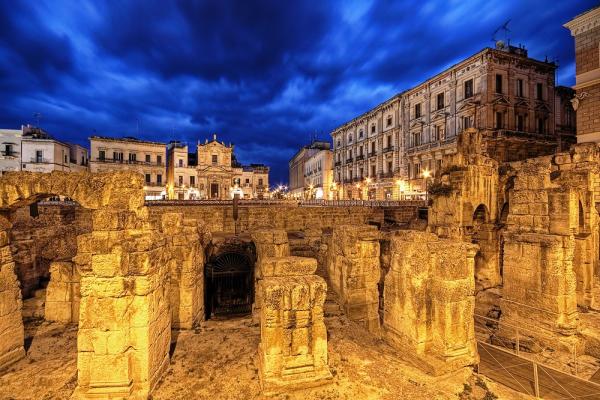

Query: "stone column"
left=326, top=225, right=380, bottom=332
left=45, top=261, right=80, bottom=324
left=0, top=229, right=25, bottom=370
left=74, top=209, right=171, bottom=399
left=258, top=256, right=331, bottom=394
left=383, top=231, right=478, bottom=375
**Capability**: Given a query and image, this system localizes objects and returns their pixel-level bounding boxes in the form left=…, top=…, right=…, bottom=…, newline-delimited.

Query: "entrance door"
left=205, top=252, right=254, bottom=318
left=210, top=183, right=219, bottom=199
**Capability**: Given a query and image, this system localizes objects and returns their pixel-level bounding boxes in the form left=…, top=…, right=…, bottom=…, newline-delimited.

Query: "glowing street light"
left=365, top=177, right=372, bottom=184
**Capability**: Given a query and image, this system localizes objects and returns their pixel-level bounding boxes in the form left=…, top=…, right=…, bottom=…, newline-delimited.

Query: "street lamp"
left=396, top=179, right=405, bottom=200
left=422, top=169, right=431, bottom=201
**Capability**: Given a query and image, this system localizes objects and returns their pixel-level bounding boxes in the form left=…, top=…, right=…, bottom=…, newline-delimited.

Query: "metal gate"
left=205, top=252, right=253, bottom=318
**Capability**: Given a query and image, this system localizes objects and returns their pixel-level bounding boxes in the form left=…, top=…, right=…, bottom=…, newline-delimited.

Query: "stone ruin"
left=1, top=140, right=599, bottom=398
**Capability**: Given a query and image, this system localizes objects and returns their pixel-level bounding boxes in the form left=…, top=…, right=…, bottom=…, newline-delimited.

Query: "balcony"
left=368, top=152, right=377, bottom=158
left=383, top=146, right=394, bottom=153
left=346, top=157, right=353, bottom=163
left=1, top=151, right=17, bottom=157
left=29, top=158, right=50, bottom=164
left=144, top=181, right=163, bottom=187
left=378, top=172, right=394, bottom=179
left=95, top=157, right=164, bottom=166
left=334, top=161, right=342, bottom=167
left=355, top=154, right=364, bottom=161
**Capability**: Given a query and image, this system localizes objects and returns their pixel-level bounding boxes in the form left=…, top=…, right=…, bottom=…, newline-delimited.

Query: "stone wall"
left=324, top=225, right=381, bottom=332
left=383, top=231, right=478, bottom=375
left=148, top=205, right=383, bottom=233
left=8, top=204, right=92, bottom=298
left=45, top=261, right=80, bottom=323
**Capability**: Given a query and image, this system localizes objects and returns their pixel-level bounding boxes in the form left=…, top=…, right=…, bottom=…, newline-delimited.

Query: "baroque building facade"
left=331, top=44, right=576, bottom=200
left=304, top=147, right=333, bottom=199
left=167, top=134, right=269, bottom=200
left=288, top=141, right=331, bottom=199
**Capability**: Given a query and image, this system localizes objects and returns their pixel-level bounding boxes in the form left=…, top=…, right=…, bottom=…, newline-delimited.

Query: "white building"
left=304, top=149, right=333, bottom=199
left=89, top=136, right=166, bottom=200
left=0, top=125, right=89, bottom=174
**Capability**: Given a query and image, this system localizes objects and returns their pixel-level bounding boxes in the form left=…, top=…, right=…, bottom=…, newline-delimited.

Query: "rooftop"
left=90, top=135, right=166, bottom=146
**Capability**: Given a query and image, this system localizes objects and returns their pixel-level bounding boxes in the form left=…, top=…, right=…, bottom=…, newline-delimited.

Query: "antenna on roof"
left=33, top=112, right=42, bottom=127
left=492, top=19, right=511, bottom=49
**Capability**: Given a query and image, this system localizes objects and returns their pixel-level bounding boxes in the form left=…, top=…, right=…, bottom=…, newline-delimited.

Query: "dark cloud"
left=0, top=0, right=595, bottom=183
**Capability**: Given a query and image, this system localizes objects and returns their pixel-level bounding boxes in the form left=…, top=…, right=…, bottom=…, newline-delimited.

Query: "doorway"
left=210, top=183, right=219, bottom=199
left=204, top=252, right=254, bottom=318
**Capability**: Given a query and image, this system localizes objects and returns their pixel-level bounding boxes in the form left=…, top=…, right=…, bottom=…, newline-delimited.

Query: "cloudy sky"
left=0, top=1, right=596, bottom=183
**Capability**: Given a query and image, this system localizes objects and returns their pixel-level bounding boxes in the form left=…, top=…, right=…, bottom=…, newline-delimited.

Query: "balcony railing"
left=383, top=146, right=394, bottom=153
left=334, top=161, right=342, bottom=167
left=95, top=157, right=164, bottom=166
left=1, top=151, right=17, bottom=157
left=346, top=158, right=353, bottom=163
left=144, top=181, right=163, bottom=187
left=355, top=154, right=364, bottom=161
left=368, top=152, right=377, bottom=158
left=29, top=158, right=50, bottom=164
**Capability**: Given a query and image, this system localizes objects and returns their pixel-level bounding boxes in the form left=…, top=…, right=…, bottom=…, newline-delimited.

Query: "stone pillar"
left=161, top=213, right=205, bottom=329
left=258, top=256, right=331, bottom=394
left=74, top=209, right=171, bottom=399
left=326, top=225, right=380, bottom=332
left=45, top=261, right=80, bottom=324
left=383, top=231, right=478, bottom=375
left=0, top=229, right=25, bottom=370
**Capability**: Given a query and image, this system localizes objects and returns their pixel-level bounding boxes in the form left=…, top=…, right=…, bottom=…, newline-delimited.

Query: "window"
left=359, top=146, right=363, bottom=156
left=64, top=154, right=68, bottom=164
left=35, top=150, right=43, bottom=163
left=371, top=124, right=376, bottom=134
left=517, top=114, right=524, bottom=131
left=386, top=135, right=392, bottom=148
left=463, top=116, right=472, bottom=130
left=415, top=103, right=421, bottom=118
left=113, top=152, right=123, bottom=161
left=145, top=174, right=151, bottom=183
left=436, top=159, right=442, bottom=173
left=437, top=92, right=445, bottom=110
left=190, top=176, right=195, bottom=186
left=359, top=130, right=363, bottom=139
left=371, top=165, right=376, bottom=177
left=464, top=79, right=473, bottom=99
left=536, top=83, right=543, bottom=100
left=129, top=153, right=137, bottom=162
left=537, top=117, right=546, bottom=134
left=212, top=154, right=218, bottom=164
left=414, top=163, right=421, bottom=179
left=495, top=74, right=503, bottom=94
left=412, top=131, right=421, bottom=147
left=178, top=159, right=183, bottom=167
left=496, top=112, right=504, bottom=129
left=359, top=167, right=364, bottom=179
left=178, top=176, right=183, bottom=185
left=99, top=150, right=105, bottom=161
left=517, top=79, right=524, bottom=97
left=157, top=174, right=162, bottom=184
left=434, top=125, right=441, bottom=141
left=3, top=144, right=12, bottom=156
left=387, top=116, right=392, bottom=127
left=349, top=170, right=353, bottom=180
left=387, top=161, right=392, bottom=173
left=245, top=178, right=250, bottom=184
left=258, top=178, right=263, bottom=186
left=337, top=140, right=341, bottom=147
left=371, top=142, right=375, bottom=154
left=348, top=134, right=353, bottom=144
left=145, top=154, right=151, bottom=163
left=157, top=155, right=162, bottom=165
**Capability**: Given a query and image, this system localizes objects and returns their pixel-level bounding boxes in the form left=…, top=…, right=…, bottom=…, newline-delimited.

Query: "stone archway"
left=0, top=171, right=170, bottom=399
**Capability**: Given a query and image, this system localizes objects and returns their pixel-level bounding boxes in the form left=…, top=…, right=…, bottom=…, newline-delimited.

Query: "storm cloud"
left=0, top=0, right=595, bottom=183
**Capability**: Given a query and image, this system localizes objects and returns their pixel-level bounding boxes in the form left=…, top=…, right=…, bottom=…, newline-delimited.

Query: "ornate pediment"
left=491, top=94, right=511, bottom=106
left=514, top=97, right=529, bottom=108
left=534, top=100, right=551, bottom=113
left=410, top=118, right=424, bottom=129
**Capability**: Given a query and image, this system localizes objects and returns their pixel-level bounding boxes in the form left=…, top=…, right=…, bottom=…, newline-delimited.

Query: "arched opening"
left=0, top=195, right=92, bottom=398
left=204, top=251, right=254, bottom=319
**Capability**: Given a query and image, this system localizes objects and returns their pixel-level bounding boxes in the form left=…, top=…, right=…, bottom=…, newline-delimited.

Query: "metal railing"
left=145, top=198, right=426, bottom=207
left=95, top=157, right=164, bottom=166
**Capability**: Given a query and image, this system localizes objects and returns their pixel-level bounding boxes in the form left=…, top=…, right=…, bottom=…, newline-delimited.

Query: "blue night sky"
left=0, top=0, right=597, bottom=184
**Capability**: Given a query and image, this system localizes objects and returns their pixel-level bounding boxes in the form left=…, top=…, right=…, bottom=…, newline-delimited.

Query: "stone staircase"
left=22, top=288, right=46, bottom=319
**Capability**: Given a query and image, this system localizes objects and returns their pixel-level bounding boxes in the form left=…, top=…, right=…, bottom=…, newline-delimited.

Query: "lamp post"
left=396, top=179, right=405, bottom=200
left=422, top=169, right=431, bottom=201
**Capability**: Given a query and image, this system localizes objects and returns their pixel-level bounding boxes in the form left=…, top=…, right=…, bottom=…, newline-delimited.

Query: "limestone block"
left=261, top=256, right=317, bottom=277
left=258, top=275, right=331, bottom=395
